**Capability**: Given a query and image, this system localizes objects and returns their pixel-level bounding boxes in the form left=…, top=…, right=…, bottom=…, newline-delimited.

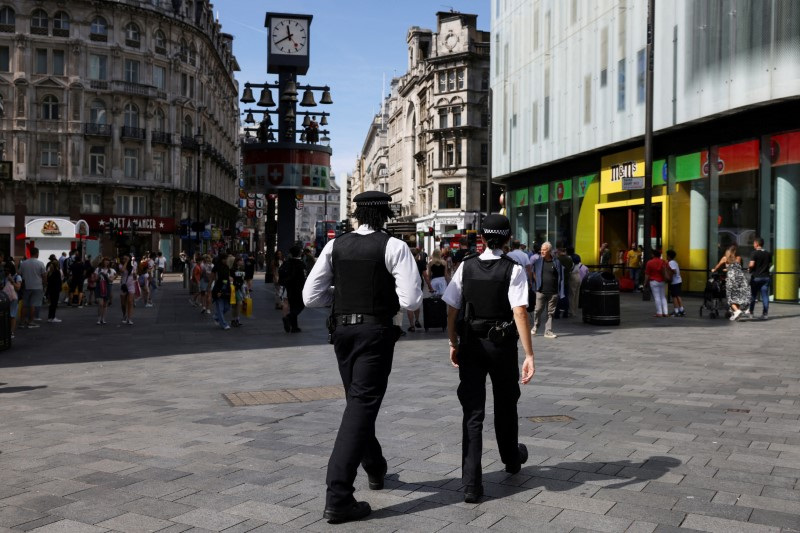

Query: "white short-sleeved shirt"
left=668, top=259, right=682, bottom=284
left=302, top=224, right=423, bottom=311
left=442, top=249, right=529, bottom=310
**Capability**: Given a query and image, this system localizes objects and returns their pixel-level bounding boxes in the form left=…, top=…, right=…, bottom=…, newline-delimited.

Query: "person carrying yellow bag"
left=230, top=255, right=246, bottom=328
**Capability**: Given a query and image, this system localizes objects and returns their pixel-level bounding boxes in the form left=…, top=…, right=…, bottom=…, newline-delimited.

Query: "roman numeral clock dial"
left=270, top=18, right=308, bottom=55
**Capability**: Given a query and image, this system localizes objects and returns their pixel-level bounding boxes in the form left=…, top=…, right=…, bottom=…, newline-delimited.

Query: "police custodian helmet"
left=353, top=190, right=392, bottom=207
left=480, top=214, right=511, bottom=237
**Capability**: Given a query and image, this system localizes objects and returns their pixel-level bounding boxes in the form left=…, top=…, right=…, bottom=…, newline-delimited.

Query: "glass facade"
left=507, top=130, right=800, bottom=302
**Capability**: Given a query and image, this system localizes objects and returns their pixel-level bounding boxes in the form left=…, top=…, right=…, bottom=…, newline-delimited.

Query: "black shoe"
left=290, top=327, right=302, bottom=333
left=505, top=443, right=529, bottom=474
left=414, top=320, right=422, bottom=329
left=366, top=459, right=388, bottom=490
left=323, top=501, right=371, bottom=524
left=464, top=485, right=483, bottom=503
left=282, top=317, right=290, bottom=332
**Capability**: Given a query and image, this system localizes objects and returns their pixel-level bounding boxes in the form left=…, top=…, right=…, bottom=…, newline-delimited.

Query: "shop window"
left=713, top=140, right=760, bottom=263
left=82, top=193, right=101, bottom=213
left=89, top=54, right=107, bottom=80
left=439, top=183, right=461, bottom=209
left=89, top=146, right=106, bottom=176
left=39, top=191, right=55, bottom=213
left=770, top=130, right=800, bottom=302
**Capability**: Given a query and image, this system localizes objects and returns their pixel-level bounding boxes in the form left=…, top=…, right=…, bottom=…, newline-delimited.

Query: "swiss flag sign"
left=267, top=165, right=284, bottom=186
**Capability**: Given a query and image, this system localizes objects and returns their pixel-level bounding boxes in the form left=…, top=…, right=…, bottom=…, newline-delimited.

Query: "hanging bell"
left=281, top=80, right=298, bottom=101
left=240, top=85, right=255, bottom=104
left=284, top=107, right=295, bottom=120
left=244, top=112, right=255, bottom=124
left=302, top=115, right=311, bottom=127
left=257, top=88, right=275, bottom=107
left=320, top=115, right=328, bottom=125
left=299, top=89, right=317, bottom=107
left=267, top=132, right=275, bottom=142
left=319, top=89, right=333, bottom=104
left=265, top=114, right=272, bottom=126
left=300, top=131, right=306, bottom=142
left=245, top=130, right=251, bottom=139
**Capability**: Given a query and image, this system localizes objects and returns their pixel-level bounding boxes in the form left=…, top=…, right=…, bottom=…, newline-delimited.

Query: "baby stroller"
left=700, top=271, right=727, bottom=318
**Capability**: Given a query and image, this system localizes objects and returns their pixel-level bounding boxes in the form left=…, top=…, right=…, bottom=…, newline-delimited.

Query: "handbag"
left=242, top=296, right=253, bottom=317
left=229, top=286, right=237, bottom=305
left=642, top=282, right=652, bottom=301
left=2, top=280, right=17, bottom=301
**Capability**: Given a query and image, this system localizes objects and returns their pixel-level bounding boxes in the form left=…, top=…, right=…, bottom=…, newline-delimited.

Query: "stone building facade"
left=295, top=177, right=340, bottom=248
left=0, top=0, right=240, bottom=261
left=351, top=11, right=490, bottom=241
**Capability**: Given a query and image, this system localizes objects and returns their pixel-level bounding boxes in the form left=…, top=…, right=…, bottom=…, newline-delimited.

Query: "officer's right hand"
left=449, top=345, right=459, bottom=368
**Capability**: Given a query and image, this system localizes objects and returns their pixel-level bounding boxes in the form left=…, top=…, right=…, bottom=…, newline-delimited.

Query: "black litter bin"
left=0, top=291, right=12, bottom=350
left=581, top=271, right=620, bottom=326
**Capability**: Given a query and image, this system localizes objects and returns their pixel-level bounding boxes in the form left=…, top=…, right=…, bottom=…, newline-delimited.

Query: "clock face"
left=270, top=18, right=308, bottom=55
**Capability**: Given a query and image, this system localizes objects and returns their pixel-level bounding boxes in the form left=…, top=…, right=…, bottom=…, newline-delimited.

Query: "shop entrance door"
left=599, top=204, right=662, bottom=265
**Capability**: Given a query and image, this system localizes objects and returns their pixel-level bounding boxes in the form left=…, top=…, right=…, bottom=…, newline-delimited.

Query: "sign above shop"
left=622, top=177, right=644, bottom=190
left=81, top=215, right=176, bottom=234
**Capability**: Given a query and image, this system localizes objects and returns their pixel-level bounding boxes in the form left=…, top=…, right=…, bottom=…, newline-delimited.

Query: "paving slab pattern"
left=1, top=275, right=799, bottom=532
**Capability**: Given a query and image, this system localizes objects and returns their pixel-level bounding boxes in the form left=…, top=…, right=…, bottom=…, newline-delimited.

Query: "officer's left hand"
left=449, top=345, right=459, bottom=368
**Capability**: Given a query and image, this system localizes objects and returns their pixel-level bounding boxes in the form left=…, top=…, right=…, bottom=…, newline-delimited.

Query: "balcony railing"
left=90, top=32, right=107, bottom=42
left=89, top=80, right=109, bottom=90
left=181, top=136, right=198, bottom=150
left=0, top=24, right=14, bottom=33
left=151, top=131, right=171, bottom=145
left=84, top=123, right=111, bottom=137
left=30, top=26, right=47, bottom=35
left=111, top=80, right=158, bottom=98
left=125, top=38, right=140, bottom=48
left=53, top=28, right=69, bottom=37
left=121, top=126, right=145, bottom=140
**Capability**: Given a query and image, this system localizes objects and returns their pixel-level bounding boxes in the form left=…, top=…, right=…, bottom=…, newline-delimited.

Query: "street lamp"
left=194, top=129, right=204, bottom=253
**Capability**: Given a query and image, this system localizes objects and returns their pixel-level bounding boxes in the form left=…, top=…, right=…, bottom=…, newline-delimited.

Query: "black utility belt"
left=335, top=314, right=394, bottom=326
left=467, top=320, right=517, bottom=344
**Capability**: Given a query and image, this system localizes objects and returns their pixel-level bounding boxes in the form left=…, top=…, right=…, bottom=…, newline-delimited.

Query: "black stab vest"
left=332, top=231, right=400, bottom=318
left=461, top=254, right=515, bottom=322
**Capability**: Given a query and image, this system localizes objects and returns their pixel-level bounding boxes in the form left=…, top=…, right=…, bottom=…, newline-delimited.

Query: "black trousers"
left=326, top=323, right=397, bottom=509
left=47, top=288, right=60, bottom=319
left=287, top=291, right=305, bottom=330
left=457, top=336, right=521, bottom=489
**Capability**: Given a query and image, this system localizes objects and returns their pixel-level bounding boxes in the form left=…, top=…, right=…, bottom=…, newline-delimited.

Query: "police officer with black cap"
left=442, top=214, right=535, bottom=503
left=303, top=190, right=422, bottom=524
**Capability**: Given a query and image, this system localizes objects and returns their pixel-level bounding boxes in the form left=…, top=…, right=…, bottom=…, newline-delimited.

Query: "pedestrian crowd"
left=185, top=250, right=256, bottom=330
left=0, top=247, right=171, bottom=338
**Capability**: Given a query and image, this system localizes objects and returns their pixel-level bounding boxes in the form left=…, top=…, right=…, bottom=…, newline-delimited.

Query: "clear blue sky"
left=214, top=0, right=490, bottom=190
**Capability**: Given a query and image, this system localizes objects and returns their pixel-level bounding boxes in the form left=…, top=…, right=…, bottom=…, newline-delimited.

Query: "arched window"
left=90, top=99, right=106, bottom=124
left=154, top=29, right=167, bottom=53
left=31, top=9, right=48, bottom=34
left=42, top=95, right=59, bottom=120
left=52, top=11, right=69, bottom=35
left=188, top=43, right=197, bottom=66
left=125, top=22, right=140, bottom=46
left=0, top=6, right=16, bottom=27
left=182, top=115, right=193, bottom=138
left=90, top=16, right=107, bottom=38
left=179, top=38, right=188, bottom=62
left=154, top=108, right=165, bottom=131
left=123, top=103, right=139, bottom=128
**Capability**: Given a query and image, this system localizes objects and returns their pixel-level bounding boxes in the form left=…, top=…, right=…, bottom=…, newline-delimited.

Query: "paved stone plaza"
left=1, top=275, right=799, bottom=532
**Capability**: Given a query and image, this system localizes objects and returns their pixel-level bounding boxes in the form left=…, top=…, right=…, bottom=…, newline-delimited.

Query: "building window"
left=124, top=59, right=140, bottom=83
left=131, top=196, right=146, bottom=215
left=457, top=69, right=465, bottom=89
left=480, top=143, right=488, bottom=166
left=455, top=141, right=462, bottom=166
left=52, top=11, right=69, bottom=35
left=153, top=65, right=166, bottom=90
left=448, top=70, right=456, bottom=91
left=0, top=6, right=15, bottom=28
left=0, top=46, right=10, bottom=72
left=30, top=9, right=48, bottom=35
left=40, top=142, right=59, bottom=167
left=42, top=95, right=59, bottom=120
left=181, top=155, right=191, bottom=189
left=188, top=43, right=197, bottom=66
left=154, top=30, right=167, bottom=53
left=153, top=152, right=164, bottom=182
left=439, top=183, right=461, bottom=209
left=481, top=111, right=489, bottom=128
left=89, top=54, right=107, bottom=80
left=124, top=103, right=139, bottom=128
left=181, top=74, right=194, bottom=98
left=481, top=70, right=489, bottom=90
left=543, top=96, right=550, bottom=139
left=125, top=22, right=140, bottom=47
left=179, top=39, right=188, bottom=62
left=584, top=75, right=592, bottom=124
left=438, top=72, right=446, bottom=93
left=154, top=108, right=165, bottom=131
left=438, top=109, right=448, bottom=129
left=453, top=108, right=462, bottom=127
left=39, top=192, right=55, bottom=213
left=124, top=148, right=138, bottom=179
left=445, top=143, right=454, bottom=166
left=53, top=49, right=64, bottom=75
left=35, top=48, right=47, bottom=74
left=600, top=26, right=608, bottom=87
left=637, top=48, right=646, bottom=104
left=159, top=196, right=170, bottom=217
left=115, top=195, right=129, bottom=214
left=617, top=57, right=626, bottom=111
left=90, top=16, right=107, bottom=39
left=89, top=146, right=106, bottom=175
left=182, top=116, right=193, bottom=138
left=532, top=103, right=538, bottom=143
left=82, top=193, right=101, bottom=213
left=90, top=99, right=106, bottom=124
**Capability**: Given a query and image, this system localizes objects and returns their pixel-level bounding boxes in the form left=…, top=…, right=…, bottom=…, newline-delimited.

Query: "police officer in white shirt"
left=303, top=190, right=422, bottom=524
left=442, top=214, right=535, bottom=503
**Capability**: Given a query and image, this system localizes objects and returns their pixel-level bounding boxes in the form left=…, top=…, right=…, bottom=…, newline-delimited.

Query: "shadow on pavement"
left=0, top=385, right=47, bottom=393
